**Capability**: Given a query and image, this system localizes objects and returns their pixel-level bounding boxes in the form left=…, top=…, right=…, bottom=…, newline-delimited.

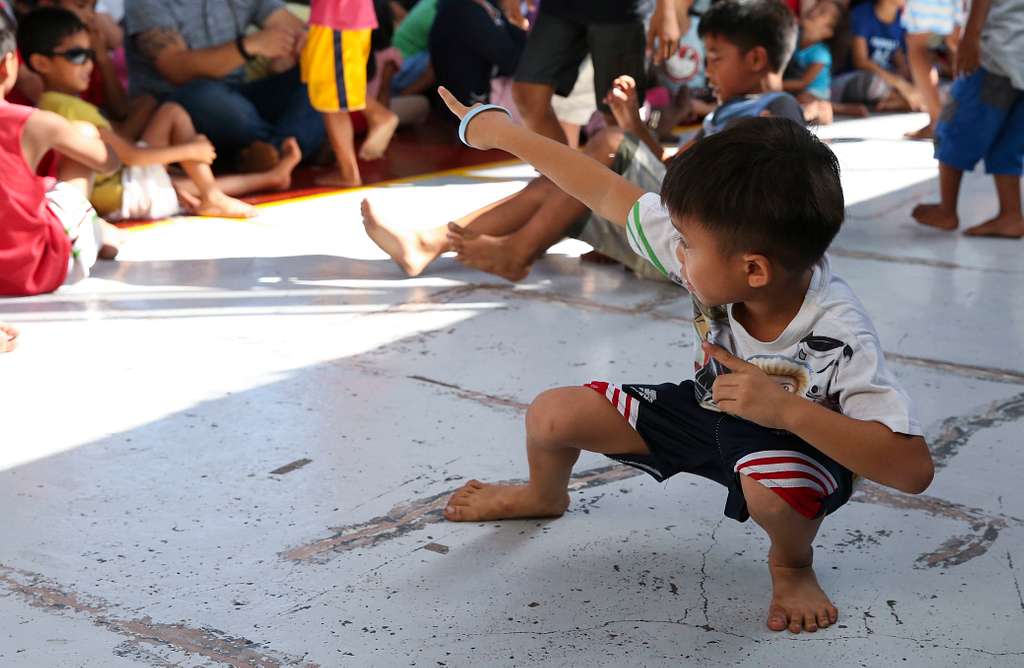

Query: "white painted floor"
left=1, top=113, right=1023, bottom=667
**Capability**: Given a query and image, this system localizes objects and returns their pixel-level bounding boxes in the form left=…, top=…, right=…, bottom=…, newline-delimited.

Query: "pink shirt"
left=310, top=0, right=378, bottom=31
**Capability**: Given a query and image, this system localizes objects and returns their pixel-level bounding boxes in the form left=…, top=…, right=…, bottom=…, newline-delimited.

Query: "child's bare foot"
left=447, top=223, right=532, bottom=282
left=361, top=199, right=442, bottom=276
left=97, top=219, right=122, bottom=260
left=0, top=322, right=20, bottom=353
left=266, top=137, right=302, bottom=191
left=767, top=560, right=838, bottom=633
left=196, top=191, right=257, bottom=219
left=912, top=203, right=959, bottom=230
left=904, top=123, right=934, bottom=140
left=359, top=110, right=399, bottom=161
left=443, top=480, right=570, bottom=521
left=238, top=140, right=280, bottom=173
left=964, top=213, right=1024, bottom=239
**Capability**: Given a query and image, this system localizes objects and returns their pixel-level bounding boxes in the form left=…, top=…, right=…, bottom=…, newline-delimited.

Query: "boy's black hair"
left=698, top=0, right=798, bottom=73
left=16, top=7, right=86, bottom=71
left=0, top=9, right=16, bottom=59
left=661, top=117, right=843, bottom=272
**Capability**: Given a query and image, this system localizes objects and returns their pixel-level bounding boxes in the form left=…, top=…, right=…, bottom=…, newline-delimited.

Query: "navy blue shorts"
left=935, top=68, right=1024, bottom=176
left=585, top=380, right=854, bottom=522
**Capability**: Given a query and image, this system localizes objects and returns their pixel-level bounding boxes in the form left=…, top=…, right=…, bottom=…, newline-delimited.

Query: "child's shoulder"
left=810, top=259, right=884, bottom=348
left=37, top=91, right=110, bottom=129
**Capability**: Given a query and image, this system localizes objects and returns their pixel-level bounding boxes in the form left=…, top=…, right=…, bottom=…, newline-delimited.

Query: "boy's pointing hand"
left=704, top=342, right=799, bottom=430
left=438, top=86, right=512, bottom=151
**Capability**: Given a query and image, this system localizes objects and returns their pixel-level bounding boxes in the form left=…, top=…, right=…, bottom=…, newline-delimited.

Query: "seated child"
left=34, top=0, right=156, bottom=138
left=1, top=12, right=121, bottom=296
left=438, top=88, right=935, bottom=634
left=648, top=0, right=716, bottom=140
left=363, top=0, right=806, bottom=284
left=19, top=8, right=301, bottom=220
left=784, top=0, right=862, bottom=123
left=832, top=0, right=920, bottom=111
left=301, top=0, right=399, bottom=187
left=912, top=0, right=1024, bottom=238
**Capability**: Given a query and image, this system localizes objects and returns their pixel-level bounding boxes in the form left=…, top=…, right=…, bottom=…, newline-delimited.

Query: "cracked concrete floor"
left=1, top=113, right=1023, bottom=667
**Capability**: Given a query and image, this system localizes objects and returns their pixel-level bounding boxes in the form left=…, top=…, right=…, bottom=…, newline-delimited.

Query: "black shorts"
left=513, top=10, right=645, bottom=112
left=585, top=380, right=854, bottom=522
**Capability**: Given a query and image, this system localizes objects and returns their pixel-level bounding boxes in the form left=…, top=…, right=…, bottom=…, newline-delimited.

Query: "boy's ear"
left=742, top=253, right=772, bottom=289
left=27, top=53, right=51, bottom=76
left=745, top=46, right=769, bottom=73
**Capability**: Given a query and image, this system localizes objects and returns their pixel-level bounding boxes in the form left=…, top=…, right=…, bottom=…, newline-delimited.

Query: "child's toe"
left=802, top=612, right=818, bottom=632
left=816, top=610, right=831, bottom=629
left=767, top=605, right=788, bottom=631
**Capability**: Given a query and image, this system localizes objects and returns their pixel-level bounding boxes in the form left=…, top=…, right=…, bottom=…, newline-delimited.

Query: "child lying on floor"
left=436, top=87, right=934, bottom=634
left=20, top=8, right=301, bottom=221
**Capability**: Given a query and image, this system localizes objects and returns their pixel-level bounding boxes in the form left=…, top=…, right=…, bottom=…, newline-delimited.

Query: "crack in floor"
left=0, top=564, right=317, bottom=668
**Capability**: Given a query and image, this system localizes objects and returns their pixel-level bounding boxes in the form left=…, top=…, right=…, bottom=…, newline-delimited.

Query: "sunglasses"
left=44, top=47, right=96, bottom=65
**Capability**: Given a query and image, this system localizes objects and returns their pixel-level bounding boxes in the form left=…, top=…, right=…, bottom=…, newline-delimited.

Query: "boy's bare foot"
left=238, top=140, right=280, bottom=173
left=767, top=560, right=838, bottom=633
left=97, top=219, right=122, bottom=260
left=912, top=203, right=958, bottom=230
left=361, top=199, right=442, bottom=276
left=196, top=191, right=257, bottom=219
left=964, top=213, right=1024, bottom=239
left=904, top=124, right=934, bottom=140
left=447, top=223, right=532, bottom=282
left=443, top=480, right=570, bottom=521
left=266, top=137, right=302, bottom=191
left=0, top=322, right=19, bottom=353
left=359, top=110, right=400, bottom=161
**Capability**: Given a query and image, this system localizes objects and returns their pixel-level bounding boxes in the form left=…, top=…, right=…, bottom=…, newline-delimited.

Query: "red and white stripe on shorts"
left=585, top=381, right=639, bottom=428
left=734, top=450, right=838, bottom=519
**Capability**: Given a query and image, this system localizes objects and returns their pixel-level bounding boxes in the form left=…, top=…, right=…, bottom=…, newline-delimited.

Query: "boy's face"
left=672, top=217, right=751, bottom=306
left=30, top=30, right=94, bottom=94
left=702, top=33, right=763, bottom=102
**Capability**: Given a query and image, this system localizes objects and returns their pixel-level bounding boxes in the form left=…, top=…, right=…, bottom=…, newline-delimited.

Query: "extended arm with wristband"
left=445, top=88, right=645, bottom=228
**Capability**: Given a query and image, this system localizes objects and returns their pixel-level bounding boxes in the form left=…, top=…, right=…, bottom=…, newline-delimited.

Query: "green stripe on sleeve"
left=625, top=202, right=642, bottom=252
left=632, top=202, right=669, bottom=278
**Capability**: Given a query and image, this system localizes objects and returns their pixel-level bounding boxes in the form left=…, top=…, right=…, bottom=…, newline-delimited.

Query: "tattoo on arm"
left=135, top=27, right=187, bottom=61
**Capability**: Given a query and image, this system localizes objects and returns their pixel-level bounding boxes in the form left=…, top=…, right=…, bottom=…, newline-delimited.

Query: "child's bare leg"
left=448, top=128, right=622, bottom=280
left=913, top=162, right=962, bottom=230
left=358, top=98, right=400, bottom=161
left=905, top=33, right=939, bottom=139
left=444, top=387, right=649, bottom=521
left=740, top=475, right=837, bottom=634
left=319, top=111, right=361, bottom=187
left=965, top=174, right=1024, bottom=238
left=142, top=103, right=255, bottom=218
left=173, top=138, right=302, bottom=199
left=361, top=177, right=555, bottom=276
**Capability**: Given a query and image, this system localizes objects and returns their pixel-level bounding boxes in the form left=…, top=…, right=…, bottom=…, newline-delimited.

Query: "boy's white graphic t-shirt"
left=625, top=192, right=922, bottom=437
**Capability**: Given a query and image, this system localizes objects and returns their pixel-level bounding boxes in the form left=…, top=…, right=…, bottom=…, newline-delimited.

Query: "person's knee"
left=584, top=127, right=625, bottom=161
left=742, top=475, right=799, bottom=527
left=526, top=387, right=582, bottom=445
left=512, top=82, right=552, bottom=119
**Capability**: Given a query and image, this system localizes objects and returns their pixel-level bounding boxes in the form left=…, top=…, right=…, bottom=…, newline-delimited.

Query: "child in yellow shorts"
left=302, top=0, right=399, bottom=187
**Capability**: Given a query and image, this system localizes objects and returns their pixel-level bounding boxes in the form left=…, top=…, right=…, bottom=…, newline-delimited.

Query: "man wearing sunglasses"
left=124, top=0, right=322, bottom=172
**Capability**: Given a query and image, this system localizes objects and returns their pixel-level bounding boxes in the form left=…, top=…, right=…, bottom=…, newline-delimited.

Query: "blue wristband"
left=458, top=104, right=512, bottom=148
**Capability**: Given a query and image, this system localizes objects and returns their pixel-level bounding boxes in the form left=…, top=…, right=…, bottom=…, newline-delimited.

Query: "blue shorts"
left=934, top=68, right=1024, bottom=176
left=586, top=380, right=854, bottom=523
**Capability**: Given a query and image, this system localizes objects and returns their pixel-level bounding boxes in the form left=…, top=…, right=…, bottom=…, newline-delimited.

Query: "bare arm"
left=782, top=62, right=824, bottom=93
left=706, top=344, right=935, bottom=494
left=96, top=127, right=213, bottom=167
left=439, top=87, right=644, bottom=227
left=955, top=0, right=991, bottom=77
left=28, top=111, right=120, bottom=174
left=850, top=37, right=911, bottom=92
left=136, top=26, right=295, bottom=87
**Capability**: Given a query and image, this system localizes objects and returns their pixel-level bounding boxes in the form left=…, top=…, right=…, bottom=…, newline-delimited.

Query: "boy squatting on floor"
left=435, top=89, right=935, bottom=634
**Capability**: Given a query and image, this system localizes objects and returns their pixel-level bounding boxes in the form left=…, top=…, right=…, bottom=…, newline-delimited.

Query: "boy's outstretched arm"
left=439, top=87, right=645, bottom=228
left=705, top=344, right=934, bottom=494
